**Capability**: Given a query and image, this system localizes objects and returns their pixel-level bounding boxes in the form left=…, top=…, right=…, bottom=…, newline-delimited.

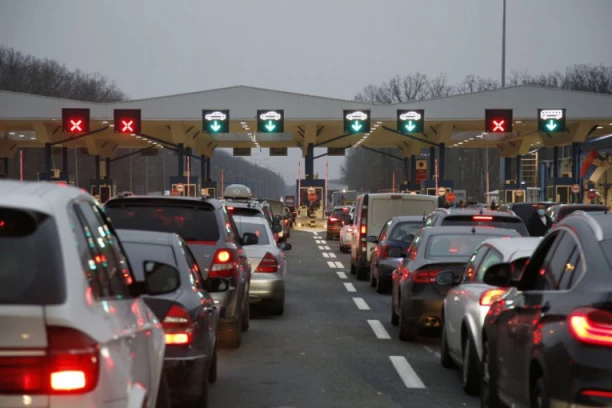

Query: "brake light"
left=473, top=216, right=493, bottom=221
left=479, top=289, right=507, bottom=306
left=209, top=249, right=235, bottom=278
left=329, top=217, right=338, bottom=222
left=412, top=269, right=441, bottom=283
left=284, top=219, right=288, bottom=225
left=162, top=304, right=193, bottom=345
left=380, top=244, right=391, bottom=258
left=582, top=390, right=612, bottom=399
left=347, top=227, right=353, bottom=233
left=569, top=308, right=612, bottom=346
left=0, top=327, right=100, bottom=394
left=227, top=206, right=234, bottom=210
left=360, top=225, right=366, bottom=235
left=256, top=252, right=279, bottom=273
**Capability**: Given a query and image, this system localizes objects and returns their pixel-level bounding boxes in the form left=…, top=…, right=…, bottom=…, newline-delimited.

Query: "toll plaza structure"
left=1, top=85, right=612, bottom=205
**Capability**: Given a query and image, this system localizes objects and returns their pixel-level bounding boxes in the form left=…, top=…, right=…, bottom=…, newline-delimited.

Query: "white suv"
left=0, top=181, right=168, bottom=408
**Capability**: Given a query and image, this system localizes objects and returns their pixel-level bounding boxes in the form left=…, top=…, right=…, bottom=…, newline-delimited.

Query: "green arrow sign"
left=202, top=110, right=230, bottom=133
left=343, top=110, right=371, bottom=134
left=537, top=109, right=566, bottom=133
left=351, top=121, right=362, bottom=132
left=257, top=110, right=284, bottom=133
left=405, top=121, right=416, bottom=132
left=546, top=120, right=557, bottom=131
left=397, top=109, right=425, bottom=134
left=266, top=120, right=276, bottom=132
left=211, top=121, right=221, bottom=132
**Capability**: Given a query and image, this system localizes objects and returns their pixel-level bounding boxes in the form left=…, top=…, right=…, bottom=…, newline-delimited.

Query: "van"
left=350, top=193, right=438, bottom=280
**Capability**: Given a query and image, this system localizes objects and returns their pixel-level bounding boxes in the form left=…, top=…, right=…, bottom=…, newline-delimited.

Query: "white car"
left=539, top=109, right=563, bottom=120
left=0, top=180, right=168, bottom=408
left=438, top=236, right=542, bottom=395
left=204, top=111, right=227, bottom=121
left=346, top=111, right=368, bottom=121
left=339, top=223, right=354, bottom=253
left=259, top=111, right=282, bottom=121
left=399, top=111, right=422, bottom=121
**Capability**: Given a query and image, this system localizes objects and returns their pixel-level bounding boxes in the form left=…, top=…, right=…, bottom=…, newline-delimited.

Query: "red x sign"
left=70, top=120, right=83, bottom=132
left=493, top=120, right=505, bottom=131
left=114, top=109, right=142, bottom=134
left=121, top=120, right=134, bottom=132
left=485, top=109, right=513, bottom=133
left=62, top=108, right=90, bottom=133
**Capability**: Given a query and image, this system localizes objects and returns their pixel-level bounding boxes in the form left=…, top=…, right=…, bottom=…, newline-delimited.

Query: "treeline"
left=0, top=46, right=285, bottom=197
left=345, top=64, right=612, bottom=200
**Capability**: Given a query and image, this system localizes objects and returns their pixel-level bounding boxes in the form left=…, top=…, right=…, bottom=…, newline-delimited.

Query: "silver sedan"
left=233, top=215, right=291, bottom=316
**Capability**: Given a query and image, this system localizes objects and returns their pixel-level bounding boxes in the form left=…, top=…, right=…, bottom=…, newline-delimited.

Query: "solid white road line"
left=389, top=356, right=426, bottom=389
left=344, top=282, right=357, bottom=292
left=367, top=320, right=391, bottom=339
left=322, top=252, right=330, bottom=258
left=328, top=252, right=336, bottom=258
left=352, top=297, right=371, bottom=310
left=336, top=271, right=348, bottom=279
left=318, top=246, right=325, bottom=250
left=334, top=261, right=344, bottom=268
left=327, top=261, right=337, bottom=268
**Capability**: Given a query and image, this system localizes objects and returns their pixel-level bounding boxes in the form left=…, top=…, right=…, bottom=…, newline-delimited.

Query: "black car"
left=425, top=208, right=529, bottom=236
left=118, top=230, right=222, bottom=405
left=368, top=215, right=424, bottom=294
left=481, top=210, right=612, bottom=408
left=105, top=196, right=258, bottom=349
left=546, top=203, right=608, bottom=227
left=498, top=201, right=557, bottom=226
left=391, top=226, right=521, bottom=341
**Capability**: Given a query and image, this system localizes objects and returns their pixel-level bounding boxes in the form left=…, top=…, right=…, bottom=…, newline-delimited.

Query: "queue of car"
left=0, top=180, right=293, bottom=408
left=334, top=195, right=612, bottom=407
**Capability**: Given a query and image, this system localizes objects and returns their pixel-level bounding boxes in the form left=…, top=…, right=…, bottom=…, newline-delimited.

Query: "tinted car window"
left=121, top=242, right=176, bottom=282
left=234, top=221, right=271, bottom=245
left=426, top=234, right=508, bottom=258
left=228, top=207, right=265, bottom=218
left=440, top=215, right=529, bottom=236
left=388, top=222, right=422, bottom=241
left=0, top=209, right=65, bottom=305
left=476, top=248, right=504, bottom=281
left=105, top=203, right=220, bottom=242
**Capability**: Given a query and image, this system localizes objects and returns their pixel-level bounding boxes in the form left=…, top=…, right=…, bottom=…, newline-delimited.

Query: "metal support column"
left=539, top=161, right=548, bottom=201
left=206, top=157, right=211, bottom=181
left=410, top=154, right=417, bottom=189
left=504, top=157, right=512, bottom=182
left=45, top=143, right=52, bottom=179
left=572, top=142, right=582, bottom=203
left=95, top=155, right=101, bottom=196
left=305, top=143, right=314, bottom=180
left=516, top=155, right=522, bottom=188
left=439, top=143, right=446, bottom=181
left=429, top=146, right=435, bottom=180
left=105, top=158, right=111, bottom=181
left=177, top=143, right=184, bottom=176
left=62, top=147, right=69, bottom=174
left=403, top=158, right=409, bottom=184
left=201, top=155, right=206, bottom=180
left=552, top=146, right=559, bottom=200
left=2, top=158, right=8, bottom=178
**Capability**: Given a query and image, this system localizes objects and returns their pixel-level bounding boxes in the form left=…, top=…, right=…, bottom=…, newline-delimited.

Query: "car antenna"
left=472, top=225, right=476, bottom=234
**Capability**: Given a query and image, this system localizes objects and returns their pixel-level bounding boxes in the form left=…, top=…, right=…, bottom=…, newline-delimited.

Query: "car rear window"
left=426, top=234, right=510, bottom=258
left=234, top=221, right=271, bottom=245
left=105, top=203, right=220, bottom=242
left=0, top=208, right=65, bottom=305
left=228, top=207, right=265, bottom=218
left=389, top=222, right=422, bottom=241
left=121, top=242, right=176, bottom=281
left=441, top=215, right=529, bottom=236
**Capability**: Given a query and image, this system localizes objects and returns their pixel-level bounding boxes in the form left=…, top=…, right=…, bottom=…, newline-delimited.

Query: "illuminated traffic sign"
left=202, top=110, right=230, bottom=133
left=397, top=109, right=424, bottom=133
left=485, top=109, right=513, bottom=133
left=62, top=108, right=90, bottom=133
left=257, top=110, right=284, bottom=133
left=538, top=109, right=566, bottom=132
left=344, top=110, right=370, bottom=134
left=114, top=109, right=141, bottom=134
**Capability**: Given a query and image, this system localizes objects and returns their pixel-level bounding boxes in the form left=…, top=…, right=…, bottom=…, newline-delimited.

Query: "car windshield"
left=105, top=204, right=220, bottom=242
left=388, top=222, right=422, bottom=241
left=0, top=208, right=65, bottom=305
left=440, top=215, right=529, bottom=236
left=426, top=234, right=508, bottom=258
left=234, top=221, right=271, bottom=245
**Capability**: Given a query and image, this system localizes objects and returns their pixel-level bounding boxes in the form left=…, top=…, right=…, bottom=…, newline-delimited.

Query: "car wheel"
left=241, top=301, right=250, bottom=332
left=356, top=265, right=369, bottom=281
left=270, top=299, right=285, bottom=316
left=391, top=302, right=399, bottom=326
left=154, top=373, right=170, bottom=408
left=184, top=360, right=209, bottom=408
left=376, top=275, right=390, bottom=294
left=531, top=376, right=550, bottom=408
left=440, top=320, right=457, bottom=369
left=370, top=265, right=377, bottom=288
left=398, top=302, right=418, bottom=341
left=218, top=320, right=241, bottom=349
left=208, top=346, right=218, bottom=384
left=462, top=333, right=481, bottom=395
left=350, top=263, right=356, bottom=275
left=480, top=339, right=502, bottom=408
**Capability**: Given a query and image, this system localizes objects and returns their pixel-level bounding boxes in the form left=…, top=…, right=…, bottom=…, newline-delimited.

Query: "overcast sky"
left=2, top=0, right=611, bottom=183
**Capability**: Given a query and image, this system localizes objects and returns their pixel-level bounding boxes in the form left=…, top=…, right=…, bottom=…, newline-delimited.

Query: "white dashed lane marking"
left=336, top=271, right=348, bottom=279
left=328, top=252, right=336, bottom=258
left=352, top=297, right=370, bottom=310
left=322, top=252, right=330, bottom=258
left=327, top=261, right=337, bottom=268
left=343, top=282, right=357, bottom=292
left=334, top=261, right=344, bottom=268
left=318, top=246, right=325, bottom=250
left=367, top=320, right=391, bottom=339
left=389, top=356, right=426, bottom=389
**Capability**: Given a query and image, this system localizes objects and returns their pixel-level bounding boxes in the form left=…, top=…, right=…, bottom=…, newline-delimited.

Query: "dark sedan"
left=480, top=210, right=612, bottom=408
left=391, top=226, right=521, bottom=341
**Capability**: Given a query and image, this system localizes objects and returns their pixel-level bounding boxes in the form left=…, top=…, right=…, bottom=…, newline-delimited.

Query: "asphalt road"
left=208, top=230, right=480, bottom=408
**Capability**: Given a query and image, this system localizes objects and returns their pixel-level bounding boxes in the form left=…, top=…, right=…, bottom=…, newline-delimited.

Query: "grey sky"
left=2, top=0, right=611, bottom=183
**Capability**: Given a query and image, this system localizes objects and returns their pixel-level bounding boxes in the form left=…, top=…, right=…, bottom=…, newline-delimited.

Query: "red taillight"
left=162, top=304, right=193, bottom=345
left=412, top=269, right=441, bottom=284
left=0, top=327, right=100, bottom=395
left=473, top=216, right=493, bottom=221
left=209, top=249, right=235, bottom=278
left=569, top=308, right=612, bottom=346
left=329, top=217, right=338, bottom=222
left=582, top=390, right=612, bottom=399
left=284, top=219, right=288, bottom=225
left=347, top=227, right=353, bottom=233
left=256, top=252, right=279, bottom=273
left=360, top=225, right=366, bottom=235
left=479, top=289, right=507, bottom=306
left=380, top=244, right=391, bottom=258
left=227, top=206, right=234, bottom=210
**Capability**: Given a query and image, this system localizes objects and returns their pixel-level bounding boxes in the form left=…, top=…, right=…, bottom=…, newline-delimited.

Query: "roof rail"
left=569, top=211, right=604, bottom=241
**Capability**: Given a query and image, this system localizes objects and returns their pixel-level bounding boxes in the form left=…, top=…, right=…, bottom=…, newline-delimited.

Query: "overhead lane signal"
left=257, top=110, right=284, bottom=133
left=538, top=109, right=566, bottom=132
left=344, top=110, right=370, bottom=134
left=114, top=109, right=141, bottom=134
left=485, top=109, right=513, bottom=133
left=202, top=110, right=230, bottom=134
left=62, top=108, right=90, bottom=133
left=397, top=109, right=424, bottom=134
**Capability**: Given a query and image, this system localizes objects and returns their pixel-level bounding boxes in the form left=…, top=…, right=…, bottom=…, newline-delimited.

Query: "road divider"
left=389, top=356, right=426, bottom=389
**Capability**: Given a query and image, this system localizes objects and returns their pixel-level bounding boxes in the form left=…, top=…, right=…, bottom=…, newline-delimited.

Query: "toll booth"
left=499, top=180, right=527, bottom=204
left=37, top=169, right=71, bottom=184
left=297, top=179, right=325, bottom=218
left=545, top=177, right=574, bottom=203
left=421, top=180, right=454, bottom=197
left=90, top=182, right=116, bottom=203
left=169, top=176, right=199, bottom=197
left=200, top=180, right=217, bottom=198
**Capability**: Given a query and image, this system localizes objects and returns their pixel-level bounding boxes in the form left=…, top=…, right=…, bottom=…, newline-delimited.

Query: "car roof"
left=442, top=209, right=520, bottom=217
left=105, top=195, right=222, bottom=209
left=553, top=203, right=607, bottom=209
left=424, top=226, right=521, bottom=236
left=561, top=211, right=609, bottom=241
left=0, top=180, right=89, bottom=215
left=115, top=229, right=179, bottom=246
left=508, top=202, right=557, bottom=207
left=232, top=215, right=268, bottom=225
left=392, top=215, right=425, bottom=222
left=478, top=237, right=542, bottom=259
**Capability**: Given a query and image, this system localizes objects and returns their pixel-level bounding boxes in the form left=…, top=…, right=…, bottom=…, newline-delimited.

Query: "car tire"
left=376, top=276, right=390, bottom=294
left=218, top=320, right=241, bottom=349
left=398, top=302, right=418, bottom=341
left=480, top=339, right=503, bottom=408
left=356, top=265, right=369, bottom=281
left=155, top=373, right=170, bottom=408
left=184, top=361, right=209, bottom=408
left=350, top=263, right=356, bottom=275
left=531, top=376, right=550, bottom=408
left=208, top=346, right=218, bottom=384
left=440, top=321, right=457, bottom=369
left=462, top=333, right=481, bottom=395
left=370, top=265, right=377, bottom=288
left=270, top=300, right=285, bottom=316
left=241, top=302, right=250, bottom=332
left=391, top=303, right=399, bottom=326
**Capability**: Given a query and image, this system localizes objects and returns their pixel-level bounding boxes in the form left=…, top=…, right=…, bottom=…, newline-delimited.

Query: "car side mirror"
left=143, top=261, right=181, bottom=295
left=272, top=223, right=283, bottom=233
left=242, top=232, right=259, bottom=246
left=367, top=235, right=378, bottom=243
left=435, top=270, right=456, bottom=286
left=205, top=277, right=230, bottom=293
left=279, top=242, right=292, bottom=251
left=483, top=263, right=513, bottom=287
left=387, top=247, right=402, bottom=258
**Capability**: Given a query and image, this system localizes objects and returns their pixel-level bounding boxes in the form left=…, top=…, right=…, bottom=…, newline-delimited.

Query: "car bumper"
left=341, top=232, right=352, bottom=244
left=403, top=294, right=444, bottom=329
left=249, top=275, right=285, bottom=302
left=164, top=354, right=209, bottom=398
left=377, top=258, right=403, bottom=278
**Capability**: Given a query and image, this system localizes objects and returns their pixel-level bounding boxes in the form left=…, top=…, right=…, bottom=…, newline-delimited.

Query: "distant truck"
left=331, top=190, right=357, bottom=207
